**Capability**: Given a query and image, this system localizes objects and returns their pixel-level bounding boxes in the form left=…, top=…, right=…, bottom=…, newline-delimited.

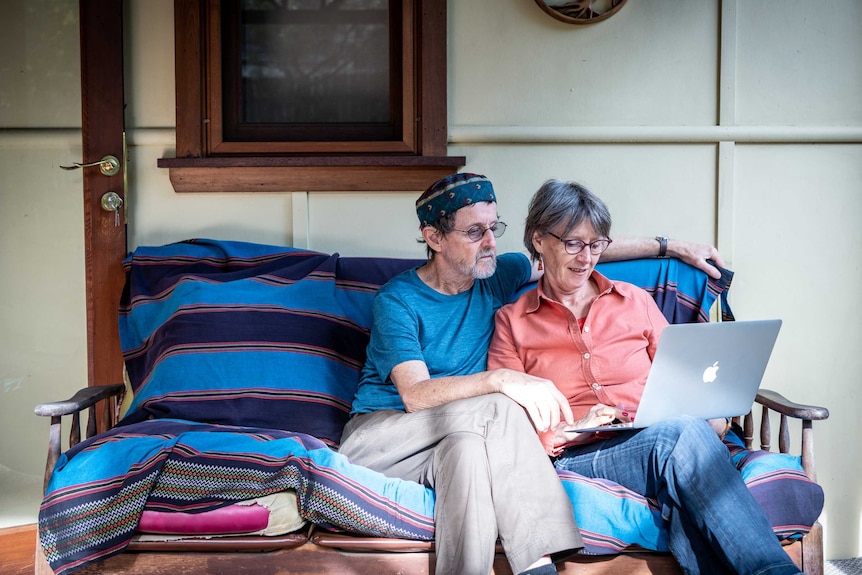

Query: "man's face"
left=439, top=202, right=500, bottom=280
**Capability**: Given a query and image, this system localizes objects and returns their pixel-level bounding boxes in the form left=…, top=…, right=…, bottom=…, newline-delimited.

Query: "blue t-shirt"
left=351, top=252, right=532, bottom=414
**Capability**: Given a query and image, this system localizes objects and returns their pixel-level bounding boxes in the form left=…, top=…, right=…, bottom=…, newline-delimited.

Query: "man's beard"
left=469, top=249, right=497, bottom=280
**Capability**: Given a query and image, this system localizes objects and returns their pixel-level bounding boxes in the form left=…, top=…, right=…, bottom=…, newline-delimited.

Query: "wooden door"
left=78, top=0, right=127, bottom=411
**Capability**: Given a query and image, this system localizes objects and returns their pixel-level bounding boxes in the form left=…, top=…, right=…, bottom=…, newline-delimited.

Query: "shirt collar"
left=525, top=269, right=633, bottom=313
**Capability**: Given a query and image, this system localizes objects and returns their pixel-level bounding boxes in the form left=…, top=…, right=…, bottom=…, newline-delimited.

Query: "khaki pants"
left=340, top=393, right=583, bottom=575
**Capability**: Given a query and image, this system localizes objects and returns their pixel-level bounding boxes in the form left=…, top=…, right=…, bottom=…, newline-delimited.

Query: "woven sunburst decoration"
left=534, top=0, right=628, bottom=25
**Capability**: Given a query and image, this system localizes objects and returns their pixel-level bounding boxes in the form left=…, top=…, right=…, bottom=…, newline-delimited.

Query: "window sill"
left=157, top=156, right=466, bottom=193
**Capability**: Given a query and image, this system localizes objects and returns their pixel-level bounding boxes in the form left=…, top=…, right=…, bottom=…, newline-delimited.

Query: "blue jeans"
left=554, top=416, right=801, bottom=575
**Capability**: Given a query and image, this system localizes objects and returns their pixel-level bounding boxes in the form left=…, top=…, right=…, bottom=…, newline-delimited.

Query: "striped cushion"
left=557, top=434, right=823, bottom=555
left=725, top=430, right=824, bottom=538
left=119, top=239, right=418, bottom=446
left=116, top=239, right=820, bottom=554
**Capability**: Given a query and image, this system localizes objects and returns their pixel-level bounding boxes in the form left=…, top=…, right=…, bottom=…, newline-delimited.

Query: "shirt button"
left=583, top=326, right=590, bottom=333
left=583, top=352, right=590, bottom=359
left=591, top=383, right=600, bottom=390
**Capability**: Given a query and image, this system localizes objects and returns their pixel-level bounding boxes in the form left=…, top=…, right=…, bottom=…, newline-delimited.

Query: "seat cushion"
left=724, top=430, right=824, bottom=538
left=136, top=492, right=304, bottom=537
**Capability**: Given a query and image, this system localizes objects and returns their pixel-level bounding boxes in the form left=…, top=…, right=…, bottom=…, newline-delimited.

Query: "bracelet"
left=655, top=235, right=668, bottom=258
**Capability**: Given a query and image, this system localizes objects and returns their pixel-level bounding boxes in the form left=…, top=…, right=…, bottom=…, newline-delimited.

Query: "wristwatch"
left=655, top=236, right=668, bottom=258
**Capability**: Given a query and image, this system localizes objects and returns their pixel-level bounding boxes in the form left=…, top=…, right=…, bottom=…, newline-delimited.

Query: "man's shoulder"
left=497, top=285, right=538, bottom=317
left=497, top=252, right=529, bottom=269
left=377, top=266, right=419, bottom=294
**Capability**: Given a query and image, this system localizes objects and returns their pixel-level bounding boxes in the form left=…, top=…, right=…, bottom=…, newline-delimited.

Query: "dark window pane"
left=242, top=0, right=391, bottom=124
left=222, top=0, right=402, bottom=142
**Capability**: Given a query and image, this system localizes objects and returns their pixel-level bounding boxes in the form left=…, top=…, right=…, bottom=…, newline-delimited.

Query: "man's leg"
left=340, top=394, right=582, bottom=575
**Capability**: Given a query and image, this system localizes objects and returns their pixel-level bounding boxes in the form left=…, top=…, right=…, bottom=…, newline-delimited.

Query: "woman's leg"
left=555, top=416, right=801, bottom=575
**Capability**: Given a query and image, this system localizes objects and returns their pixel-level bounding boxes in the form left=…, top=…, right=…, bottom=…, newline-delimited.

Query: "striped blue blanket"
left=38, top=239, right=820, bottom=575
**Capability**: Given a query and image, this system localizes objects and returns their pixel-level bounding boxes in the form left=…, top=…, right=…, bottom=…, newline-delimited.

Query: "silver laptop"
left=566, top=319, right=782, bottom=434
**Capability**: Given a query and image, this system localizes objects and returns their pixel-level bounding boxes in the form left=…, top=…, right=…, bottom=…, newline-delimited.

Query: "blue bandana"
left=416, top=173, right=497, bottom=227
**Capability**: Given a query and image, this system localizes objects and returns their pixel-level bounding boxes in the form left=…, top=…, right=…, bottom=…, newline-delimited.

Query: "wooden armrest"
left=34, top=383, right=126, bottom=417
left=754, top=389, right=830, bottom=421
left=743, top=388, right=830, bottom=483
left=35, top=383, right=125, bottom=490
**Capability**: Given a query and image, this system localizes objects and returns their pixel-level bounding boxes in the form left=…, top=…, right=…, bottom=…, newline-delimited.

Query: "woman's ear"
left=531, top=230, right=545, bottom=257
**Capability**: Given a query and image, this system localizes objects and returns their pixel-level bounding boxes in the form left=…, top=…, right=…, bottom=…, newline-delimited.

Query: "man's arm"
left=390, top=360, right=573, bottom=432
left=601, top=236, right=727, bottom=280
left=525, top=236, right=727, bottom=282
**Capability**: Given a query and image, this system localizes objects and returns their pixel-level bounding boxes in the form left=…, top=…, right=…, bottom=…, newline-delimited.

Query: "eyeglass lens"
left=565, top=239, right=610, bottom=254
left=548, top=232, right=611, bottom=255
left=465, top=222, right=507, bottom=241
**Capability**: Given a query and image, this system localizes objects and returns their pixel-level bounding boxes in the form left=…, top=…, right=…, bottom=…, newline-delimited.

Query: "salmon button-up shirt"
left=487, top=271, right=668, bottom=453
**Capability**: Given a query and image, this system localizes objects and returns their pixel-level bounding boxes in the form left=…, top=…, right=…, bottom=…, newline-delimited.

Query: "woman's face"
left=532, top=220, right=603, bottom=296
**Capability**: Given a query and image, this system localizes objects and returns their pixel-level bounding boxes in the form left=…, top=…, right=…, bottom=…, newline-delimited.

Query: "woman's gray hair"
left=523, top=179, right=612, bottom=262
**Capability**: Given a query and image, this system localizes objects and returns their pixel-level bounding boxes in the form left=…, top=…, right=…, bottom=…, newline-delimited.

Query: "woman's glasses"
left=547, top=232, right=612, bottom=255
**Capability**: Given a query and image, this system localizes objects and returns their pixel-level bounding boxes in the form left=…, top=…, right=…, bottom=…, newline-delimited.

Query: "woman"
left=487, top=179, right=802, bottom=575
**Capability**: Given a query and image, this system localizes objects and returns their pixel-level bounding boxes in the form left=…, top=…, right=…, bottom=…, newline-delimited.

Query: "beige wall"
left=1, top=0, right=860, bottom=560
left=0, top=0, right=85, bottom=527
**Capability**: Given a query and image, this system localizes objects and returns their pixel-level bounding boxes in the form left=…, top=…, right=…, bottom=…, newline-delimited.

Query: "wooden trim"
left=162, top=165, right=464, bottom=193
left=418, top=0, right=447, bottom=156
left=157, top=156, right=464, bottom=168
left=157, top=155, right=464, bottom=192
left=166, top=0, right=459, bottom=192
left=208, top=140, right=419, bottom=155
left=79, top=0, right=127, bottom=402
left=174, top=0, right=205, bottom=157
left=203, top=0, right=421, bottom=156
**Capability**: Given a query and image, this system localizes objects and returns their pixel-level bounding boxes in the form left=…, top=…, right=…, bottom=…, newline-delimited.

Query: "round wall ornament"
left=534, top=0, right=628, bottom=25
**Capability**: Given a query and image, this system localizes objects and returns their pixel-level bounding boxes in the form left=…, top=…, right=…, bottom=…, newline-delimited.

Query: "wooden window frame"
left=158, top=0, right=464, bottom=193
left=217, top=0, right=408, bottom=151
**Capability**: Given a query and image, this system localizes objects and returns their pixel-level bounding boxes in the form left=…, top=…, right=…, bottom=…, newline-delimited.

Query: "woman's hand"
left=708, top=417, right=731, bottom=439
left=543, top=404, right=620, bottom=453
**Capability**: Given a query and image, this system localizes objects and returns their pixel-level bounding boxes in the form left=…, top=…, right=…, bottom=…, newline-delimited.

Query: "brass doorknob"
left=60, top=155, right=121, bottom=176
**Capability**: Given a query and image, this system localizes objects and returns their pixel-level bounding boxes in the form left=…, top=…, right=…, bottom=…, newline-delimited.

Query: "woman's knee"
left=652, top=416, right=726, bottom=459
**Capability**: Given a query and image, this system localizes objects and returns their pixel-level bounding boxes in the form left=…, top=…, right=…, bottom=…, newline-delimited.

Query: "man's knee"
left=430, top=432, right=488, bottom=487
left=484, top=393, right=533, bottom=426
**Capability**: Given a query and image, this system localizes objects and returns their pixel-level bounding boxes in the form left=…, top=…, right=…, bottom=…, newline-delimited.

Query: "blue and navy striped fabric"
left=37, top=239, right=817, bottom=573
left=40, top=419, right=436, bottom=575
left=119, top=239, right=420, bottom=446
left=596, top=257, right=735, bottom=323
left=724, top=430, right=824, bottom=539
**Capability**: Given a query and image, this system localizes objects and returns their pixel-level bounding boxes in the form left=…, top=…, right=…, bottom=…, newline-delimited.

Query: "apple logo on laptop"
left=702, top=361, right=720, bottom=383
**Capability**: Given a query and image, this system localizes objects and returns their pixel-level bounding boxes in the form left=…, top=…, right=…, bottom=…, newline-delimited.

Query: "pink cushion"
left=137, top=503, right=270, bottom=535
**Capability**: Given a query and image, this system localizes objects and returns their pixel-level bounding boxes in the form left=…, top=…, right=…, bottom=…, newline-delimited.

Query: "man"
left=339, top=173, right=725, bottom=575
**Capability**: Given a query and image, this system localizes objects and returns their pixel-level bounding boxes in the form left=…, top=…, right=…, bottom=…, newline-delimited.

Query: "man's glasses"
left=451, top=222, right=507, bottom=242
left=547, top=232, right=612, bottom=255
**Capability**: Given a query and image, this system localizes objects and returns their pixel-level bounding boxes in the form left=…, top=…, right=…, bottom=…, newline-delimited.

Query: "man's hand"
left=494, top=369, right=574, bottom=432
left=667, top=240, right=727, bottom=280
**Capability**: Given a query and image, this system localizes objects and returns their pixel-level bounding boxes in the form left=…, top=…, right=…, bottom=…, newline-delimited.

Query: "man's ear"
left=421, top=225, right=443, bottom=254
